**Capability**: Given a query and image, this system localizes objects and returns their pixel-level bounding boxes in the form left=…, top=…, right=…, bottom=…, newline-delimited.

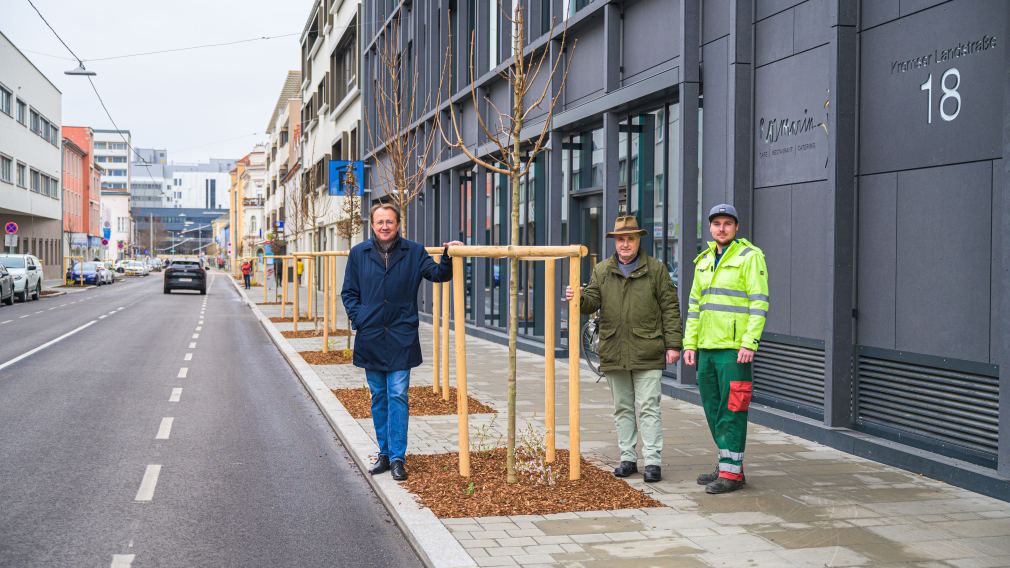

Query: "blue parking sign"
left=328, top=160, right=365, bottom=196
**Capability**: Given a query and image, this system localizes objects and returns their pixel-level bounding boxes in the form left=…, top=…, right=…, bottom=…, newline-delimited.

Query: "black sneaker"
left=643, top=465, right=662, bottom=483
left=706, top=476, right=745, bottom=494
left=696, top=468, right=719, bottom=485
left=613, top=461, right=638, bottom=478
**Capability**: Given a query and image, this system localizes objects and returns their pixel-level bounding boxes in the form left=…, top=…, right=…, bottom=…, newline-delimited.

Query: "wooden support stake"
left=307, top=256, right=315, bottom=322
left=452, top=256, right=470, bottom=478
left=432, top=275, right=442, bottom=395
left=281, top=257, right=289, bottom=318
left=545, top=259, right=556, bottom=464
left=293, top=257, right=300, bottom=333
left=441, top=277, right=451, bottom=401
left=262, top=258, right=268, bottom=303
left=323, top=256, right=330, bottom=353
left=568, top=257, right=582, bottom=480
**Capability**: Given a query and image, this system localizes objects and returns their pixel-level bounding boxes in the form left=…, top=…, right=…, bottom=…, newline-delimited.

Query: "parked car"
left=67, top=261, right=104, bottom=286
left=0, top=254, right=43, bottom=302
left=147, top=258, right=164, bottom=272
left=102, top=262, right=120, bottom=282
left=97, top=264, right=114, bottom=285
left=124, top=260, right=148, bottom=277
left=0, top=264, right=14, bottom=305
left=164, top=259, right=207, bottom=295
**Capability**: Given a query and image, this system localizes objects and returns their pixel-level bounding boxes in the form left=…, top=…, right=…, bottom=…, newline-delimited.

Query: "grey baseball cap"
left=708, top=203, right=739, bottom=222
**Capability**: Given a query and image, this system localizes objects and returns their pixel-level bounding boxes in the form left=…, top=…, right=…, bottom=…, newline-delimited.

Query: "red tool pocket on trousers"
left=728, top=381, right=753, bottom=412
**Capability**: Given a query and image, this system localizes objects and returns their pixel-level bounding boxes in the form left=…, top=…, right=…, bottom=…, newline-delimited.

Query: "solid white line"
left=188, top=342, right=197, bottom=349
left=18, top=315, right=29, bottom=319
left=177, top=367, right=188, bottom=378
left=48, top=307, right=55, bottom=311
left=110, top=554, right=135, bottom=567
left=184, top=353, right=192, bottom=361
left=1, top=320, right=11, bottom=324
left=59, top=303, right=67, bottom=307
left=192, top=333, right=199, bottom=339
left=156, top=417, right=174, bottom=440
left=169, top=388, right=182, bottom=402
left=99, top=315, right=107, bottom=320
left=108, top=310, right=116, bottom=315
left=35, top=310, right=42, bottom=314
left=0, top=320, right=97, bottom=372
left=134, top=464, right=161, bottom=501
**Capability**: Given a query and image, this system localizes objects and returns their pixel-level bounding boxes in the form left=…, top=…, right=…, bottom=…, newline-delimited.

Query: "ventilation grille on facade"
left=752, top=339, right=825, bottom=413
left=857, top=354, right=998, bottom=458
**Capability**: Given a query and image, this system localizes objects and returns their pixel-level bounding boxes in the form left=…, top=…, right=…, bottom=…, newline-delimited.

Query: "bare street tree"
left=441, top=2, right=575, bottom=484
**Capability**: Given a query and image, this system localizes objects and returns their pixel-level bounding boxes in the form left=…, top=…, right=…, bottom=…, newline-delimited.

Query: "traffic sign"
left=4, top=222, right=18, bottom=235
left=103, top=220, right=111, bottom=229
left=4, top=234, right=17, bottom=247
left=117, top=240, right=125, bottom=250
left=101, top=238, right=109, bottom=246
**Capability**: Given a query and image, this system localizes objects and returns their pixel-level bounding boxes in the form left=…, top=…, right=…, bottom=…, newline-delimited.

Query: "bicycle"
left=581, top=310, right=604, bottom=381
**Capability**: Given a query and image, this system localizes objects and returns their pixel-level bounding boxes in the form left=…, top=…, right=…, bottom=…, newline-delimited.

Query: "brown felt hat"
left=606, top=215, right=647, bottom=238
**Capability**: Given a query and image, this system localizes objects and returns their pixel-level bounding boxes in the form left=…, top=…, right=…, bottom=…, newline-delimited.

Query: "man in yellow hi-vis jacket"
left=683, top=204, right=769, bottom=494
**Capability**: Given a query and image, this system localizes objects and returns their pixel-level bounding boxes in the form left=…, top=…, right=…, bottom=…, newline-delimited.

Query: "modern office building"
left=94, top=129, right=133, bottom=257
left=132, top=207, right=227, bottom=257
left=0, top=30, right=63, bottom=273
left=361, top=0, right=1010, bottom=498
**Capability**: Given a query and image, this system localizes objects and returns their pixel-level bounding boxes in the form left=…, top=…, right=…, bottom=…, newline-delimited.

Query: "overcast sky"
left=3, top=0, right=314, bottom=163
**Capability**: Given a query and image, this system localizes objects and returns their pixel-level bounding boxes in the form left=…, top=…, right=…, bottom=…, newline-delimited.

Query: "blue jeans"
left=365, top=369, right=411, bottom=462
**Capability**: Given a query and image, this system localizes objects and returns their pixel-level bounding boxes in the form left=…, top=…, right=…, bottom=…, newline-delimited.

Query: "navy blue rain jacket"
left=341, top=237, right=452, bottom=371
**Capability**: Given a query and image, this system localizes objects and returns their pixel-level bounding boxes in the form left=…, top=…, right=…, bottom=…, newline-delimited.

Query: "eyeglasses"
left=373, top=220, right=397, bottom=227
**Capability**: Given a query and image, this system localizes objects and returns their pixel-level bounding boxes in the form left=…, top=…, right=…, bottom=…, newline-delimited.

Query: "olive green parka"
left=580, top=252, right=683, bottom=372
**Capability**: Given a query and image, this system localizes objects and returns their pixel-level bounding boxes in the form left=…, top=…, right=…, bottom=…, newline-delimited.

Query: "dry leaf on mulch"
left=269, top=316, right=315, bottom=323
left=402, top=449, right=661, bottom=518
left=281, top=329, right=352, bottom=339
left=331, top=387, right=496, bottom=419
left=300, top=350, right=353, bottom=364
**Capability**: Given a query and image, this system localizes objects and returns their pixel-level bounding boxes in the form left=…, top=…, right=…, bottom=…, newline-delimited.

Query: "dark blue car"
left=66, top=261, right=103, bottom=286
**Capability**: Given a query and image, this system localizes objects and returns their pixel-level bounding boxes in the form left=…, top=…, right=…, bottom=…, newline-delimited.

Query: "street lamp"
left=64, top=63, right=96, bottom=76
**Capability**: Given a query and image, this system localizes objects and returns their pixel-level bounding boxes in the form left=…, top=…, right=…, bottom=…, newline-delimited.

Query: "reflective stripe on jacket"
left=683, top=238, right=769, bottom=352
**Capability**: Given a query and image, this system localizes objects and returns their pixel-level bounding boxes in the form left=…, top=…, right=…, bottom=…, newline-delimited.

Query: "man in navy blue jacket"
left=341, top=202, right=463, bottom=481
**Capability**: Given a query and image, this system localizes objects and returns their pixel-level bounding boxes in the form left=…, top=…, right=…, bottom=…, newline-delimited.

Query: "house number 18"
left=919, top=67, right=962, bottom=124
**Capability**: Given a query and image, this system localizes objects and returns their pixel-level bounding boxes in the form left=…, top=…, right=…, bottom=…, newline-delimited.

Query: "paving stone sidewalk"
left=252, top=282, right=1010, bottom=568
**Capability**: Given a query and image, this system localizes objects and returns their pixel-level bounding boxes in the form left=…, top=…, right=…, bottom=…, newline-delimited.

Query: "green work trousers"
left=605, top=369, right=664, bottom=467
left=696, top=349, right=753, bottom=480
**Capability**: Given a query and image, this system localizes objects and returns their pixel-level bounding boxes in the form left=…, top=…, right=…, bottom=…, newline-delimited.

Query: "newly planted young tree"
left=335, top=167, right=363, bottom=350
left=367, top=14, right=447, bottom=236
left=441, top=3, right=574, bottom=483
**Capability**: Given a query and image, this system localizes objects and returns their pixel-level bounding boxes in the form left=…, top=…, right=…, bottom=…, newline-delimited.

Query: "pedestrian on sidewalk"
left=296, top=258, right=304, bottom=285
left=683, top=204, right=770, bottom=495
left=566, top=215, right=682, bottom=483
left=341, top=202, right=464, bottom=482
left=241, top=260, right=252, bottom=289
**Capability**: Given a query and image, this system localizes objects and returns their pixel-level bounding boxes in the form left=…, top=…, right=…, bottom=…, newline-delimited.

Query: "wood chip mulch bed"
left=281, top=329, right=352, bottom=338
left=257, top=301, right=281, bottom=305
left=402, top=448, right=661, bottom=518
left=269, top=316, right=315, bottom=323
left=331, top=386, right=496, bottom=419
left=299, top=350, right=353, bottom=364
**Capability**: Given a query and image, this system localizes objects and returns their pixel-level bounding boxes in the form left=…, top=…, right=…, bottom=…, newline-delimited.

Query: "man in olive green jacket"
left=566, top=216, right=682, bottom=482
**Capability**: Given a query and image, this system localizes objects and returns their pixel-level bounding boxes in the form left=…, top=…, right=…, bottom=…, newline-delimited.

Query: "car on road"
left=146, top=258, right=164, bottom=272
left=164, top=259, right=207, bottom=295
left=66, top=261, right=104, bottom=286
left=123, top=260, right=148, bottom=277
left=0, top=264, right=14, bottom=306
left=0, top=254, right=43, bottom=302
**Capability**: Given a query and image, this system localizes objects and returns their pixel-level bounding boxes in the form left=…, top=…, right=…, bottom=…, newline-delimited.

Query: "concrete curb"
left=228, top=279, right=476, bottom=568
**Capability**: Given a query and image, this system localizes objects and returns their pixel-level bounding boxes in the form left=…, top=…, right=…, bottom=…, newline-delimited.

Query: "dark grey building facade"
left=362, top=0, right=1010, bottom=498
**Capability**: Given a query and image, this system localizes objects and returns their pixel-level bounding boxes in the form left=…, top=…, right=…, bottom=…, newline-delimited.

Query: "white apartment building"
left=94, top=129, right=133, bottom=256
left=265, top=70, right=301, bottom=250
left=299, top=0, right=362, bottom=256
left=170, top=161, right=233, bottom=210
left=0, top=31, right=63, bottom=274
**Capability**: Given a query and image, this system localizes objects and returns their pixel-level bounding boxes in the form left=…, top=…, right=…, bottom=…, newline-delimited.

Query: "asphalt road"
left=0, top=273, right=421, bottom=567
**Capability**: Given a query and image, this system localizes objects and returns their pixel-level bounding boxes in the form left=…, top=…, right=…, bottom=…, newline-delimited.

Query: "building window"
left=30, top=169, right=41, bottom=193
left=16, top=162, right=26, bottom=187
left=15, top=99, right=26, bottom=125
left=0, top=85, right=10, bottom=116
left=488, top=0, right=499, bottom=70
left=0, top=155, right=11, bottom=183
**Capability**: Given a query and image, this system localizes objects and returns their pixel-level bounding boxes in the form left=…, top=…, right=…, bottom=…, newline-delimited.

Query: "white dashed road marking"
left=1, top=320, right=11, bottom=324
left=195, top=326, right=202, bottom=331
left=99, top=315, right=107, bottom=320
left=134, top=465, right=161, bottom=502
left=188, top=342, right=197, bottom=349
left=169, top=388, right=182, bottom=402
left=184, top=353, right=192, bottom=361
left=155, top=417, right=174, bottom=440
left=110, top=554, right=135, bottom=567
left=192, top=334, right=199, bottom=339
left=177, top=367, right=188, bottom=379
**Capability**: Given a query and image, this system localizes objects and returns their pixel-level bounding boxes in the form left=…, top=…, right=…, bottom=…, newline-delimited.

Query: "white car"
left=0, top=254, right=44, bottom=302
left=124, top=260, right=148, bottom=277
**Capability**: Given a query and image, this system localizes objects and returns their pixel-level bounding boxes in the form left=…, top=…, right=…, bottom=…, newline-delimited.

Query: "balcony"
left=242, top=197, right=265, bottom=207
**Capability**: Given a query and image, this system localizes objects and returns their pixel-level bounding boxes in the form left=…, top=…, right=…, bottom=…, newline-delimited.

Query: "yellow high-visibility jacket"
left=683, top=238, right=769, bottom=352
